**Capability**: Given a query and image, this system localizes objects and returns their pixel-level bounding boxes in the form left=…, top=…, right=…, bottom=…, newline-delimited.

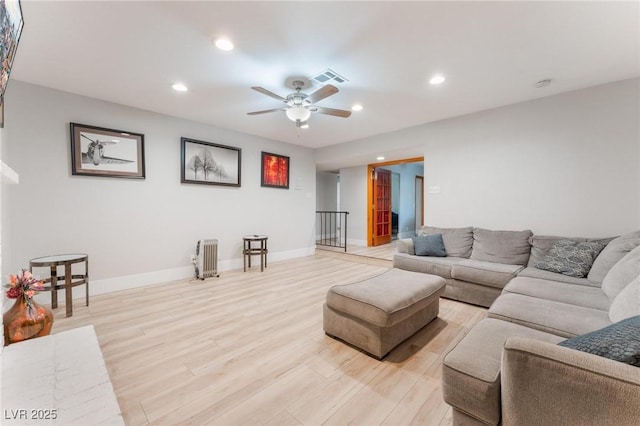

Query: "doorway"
left=367, top=157, right=424, bottom=246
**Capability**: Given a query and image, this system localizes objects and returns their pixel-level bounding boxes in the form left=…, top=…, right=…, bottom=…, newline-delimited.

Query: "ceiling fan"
left=247, top=80, right=351, bottom=128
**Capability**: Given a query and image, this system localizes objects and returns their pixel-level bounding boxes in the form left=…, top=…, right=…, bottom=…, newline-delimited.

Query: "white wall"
left=3, top=81, right=317, bottom=302
left=315, top=171, right=338, bottom=211
left=318, top=79, right=640, bottom=238
left=338, top=166, right=368, bottom=245
left=423, top=79, right=639, bottom=236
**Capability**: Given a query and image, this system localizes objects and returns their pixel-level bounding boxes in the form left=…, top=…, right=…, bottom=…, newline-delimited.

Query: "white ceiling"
left=12, top=1, right=639, bottom=149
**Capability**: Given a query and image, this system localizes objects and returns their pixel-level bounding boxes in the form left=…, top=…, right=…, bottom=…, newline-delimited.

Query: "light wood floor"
left=316, top=240, right=398, bottom=261
left=50, top=254, right=487, bottom=425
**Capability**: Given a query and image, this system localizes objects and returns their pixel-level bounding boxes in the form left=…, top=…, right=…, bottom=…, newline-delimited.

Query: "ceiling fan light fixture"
left=286, top=106, right=311, bottom=122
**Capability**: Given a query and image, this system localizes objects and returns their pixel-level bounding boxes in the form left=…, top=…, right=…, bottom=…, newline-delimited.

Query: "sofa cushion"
left=471, top=228, right=532, bottom=266
left=558, top=316, right=640, bottom=366
left=442, top=318, right=563, bottom=426
left=451, top=259, right=524, bottom=289
left=392, top=253, right=464, bottom=279
left=503, top=277, right=611, bottom=311
left=396, top=238, right=414, bottom=255
left=412, top=234, right=446, bottom=257
left=419, top=226, right=473, bottom=258
left=588, top=231, right=640, bottom=283
left=325, top=268, right=445, bottom=327
left=535, top=240, right=605, bottom=278
left=601, top=245, right=640, bottom=302
left=517, top=267, right=599, bottom=287
left=609, top=276, right=640, bottom=323
left=488, top=293, right=612, bottom=338
left=527, top=235, right=588, bottom=267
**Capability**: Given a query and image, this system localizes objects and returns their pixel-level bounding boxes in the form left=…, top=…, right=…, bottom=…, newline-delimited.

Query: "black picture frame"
left=181, top=137, right=241, bottom=187
left=70, top=123, right=146, bottom=179
left=261, top=151, right=290, bottom=189
left=0, top=0, right=25, bottom=128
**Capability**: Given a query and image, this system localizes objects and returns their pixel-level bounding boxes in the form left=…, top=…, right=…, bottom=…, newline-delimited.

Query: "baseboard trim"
left=346, top=238, right=368, bottom=247
left=32, top=246, right=316, bottom=304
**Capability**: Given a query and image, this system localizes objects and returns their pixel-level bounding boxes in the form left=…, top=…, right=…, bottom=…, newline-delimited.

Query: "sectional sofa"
left=394, top=226, right=640, bottom=425
left=394, top=226, right=616, bottom=308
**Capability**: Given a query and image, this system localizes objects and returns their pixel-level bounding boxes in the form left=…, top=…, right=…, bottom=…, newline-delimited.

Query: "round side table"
left=243, top=235, right=268, bottom=272
left=29, top=254, right=89, bottom=317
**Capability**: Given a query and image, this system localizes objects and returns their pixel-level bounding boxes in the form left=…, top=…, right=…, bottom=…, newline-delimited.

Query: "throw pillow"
left=412, top=234, right=447, bottom=257
left=558, top=315, right=640, bottom=367
left=536, top=240, right=605, bottom=278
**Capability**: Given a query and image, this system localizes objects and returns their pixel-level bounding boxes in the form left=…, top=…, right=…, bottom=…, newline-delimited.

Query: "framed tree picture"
left=261, top=151, right=289, bottom=189
left=181, top=137, right=241, bottom=187
left=70, top=123, right=145, bottom=178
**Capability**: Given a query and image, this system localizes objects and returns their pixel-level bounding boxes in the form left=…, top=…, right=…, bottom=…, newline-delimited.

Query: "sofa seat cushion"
left=451, top=259, right=524, bottom=289
left=392, top=253, right=464, bottom=279
left=442, top=318, right=563, bottom=426
left=488, top=293, right=611, bottom=338
left=502, top=277, right=611, bottom=311
left=516, top=267, right=599, bottom=287
left=325, top=268, right=445, bottom=328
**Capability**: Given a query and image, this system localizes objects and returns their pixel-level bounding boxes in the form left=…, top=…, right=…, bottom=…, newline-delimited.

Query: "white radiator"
left=195, top=239, right=219, bottom=279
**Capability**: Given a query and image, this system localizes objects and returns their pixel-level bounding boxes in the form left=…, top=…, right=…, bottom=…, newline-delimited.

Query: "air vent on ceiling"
left=311, top=68, right=349, bottom=84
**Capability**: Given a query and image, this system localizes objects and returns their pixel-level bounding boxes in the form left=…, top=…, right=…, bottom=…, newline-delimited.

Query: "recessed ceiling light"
left=300, top=122, right=309, bottom=129
left=377, top=156, right=385, bottom=161
left=172, top=83, right=188, bottom=92
left=215, top=37, right=234, bottom=51
left=429, top=75, right=445, bottom=85
left=351, top=104, right=363, bottom=112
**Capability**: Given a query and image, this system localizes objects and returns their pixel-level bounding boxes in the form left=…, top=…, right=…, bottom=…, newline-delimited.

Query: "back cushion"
left=588, top=231, right=640, bottom=283
left=602, top=245, right=640, bottom=301
left=527, top=235, right=587, bottom=267
left=419, top=226, right=473, bottom=258
left=609, top=277, right=640, bottom=323
left=471, top=228, right=533, bottom=265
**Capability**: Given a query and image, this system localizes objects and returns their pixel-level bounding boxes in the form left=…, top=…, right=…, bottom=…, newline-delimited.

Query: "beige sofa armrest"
left=501, top=337, right=640, bottom=426
left=396, top=238, right=415, bottom=255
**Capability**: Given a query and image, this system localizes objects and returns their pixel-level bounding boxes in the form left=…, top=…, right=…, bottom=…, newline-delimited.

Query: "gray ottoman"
left=323, top=268, right=446, bottom=359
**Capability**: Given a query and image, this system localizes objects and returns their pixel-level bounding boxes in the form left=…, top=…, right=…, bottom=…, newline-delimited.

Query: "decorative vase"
left=3, top=296, right=54, bottom=346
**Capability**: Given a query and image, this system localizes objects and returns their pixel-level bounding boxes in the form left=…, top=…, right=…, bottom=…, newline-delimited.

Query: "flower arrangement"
left=5, top=270, right=44, bottom=307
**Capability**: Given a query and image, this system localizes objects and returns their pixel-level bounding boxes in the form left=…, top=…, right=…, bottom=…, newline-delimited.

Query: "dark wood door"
left=372, top=169, right=392, bottom=246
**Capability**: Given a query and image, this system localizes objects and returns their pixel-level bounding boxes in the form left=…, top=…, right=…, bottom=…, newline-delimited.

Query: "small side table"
left=29, top=254, right=89, bottom=317
left=243, top=235, right=268, bottom=272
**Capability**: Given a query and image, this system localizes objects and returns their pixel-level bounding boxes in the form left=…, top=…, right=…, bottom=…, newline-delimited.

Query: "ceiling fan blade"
left=307, top=85, right=339, bottom=103
left=251, top=87, right=287, bottom=103
left=313, top=107, right=352, bottom=118
left=247, top=108, right=285, bottom=115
